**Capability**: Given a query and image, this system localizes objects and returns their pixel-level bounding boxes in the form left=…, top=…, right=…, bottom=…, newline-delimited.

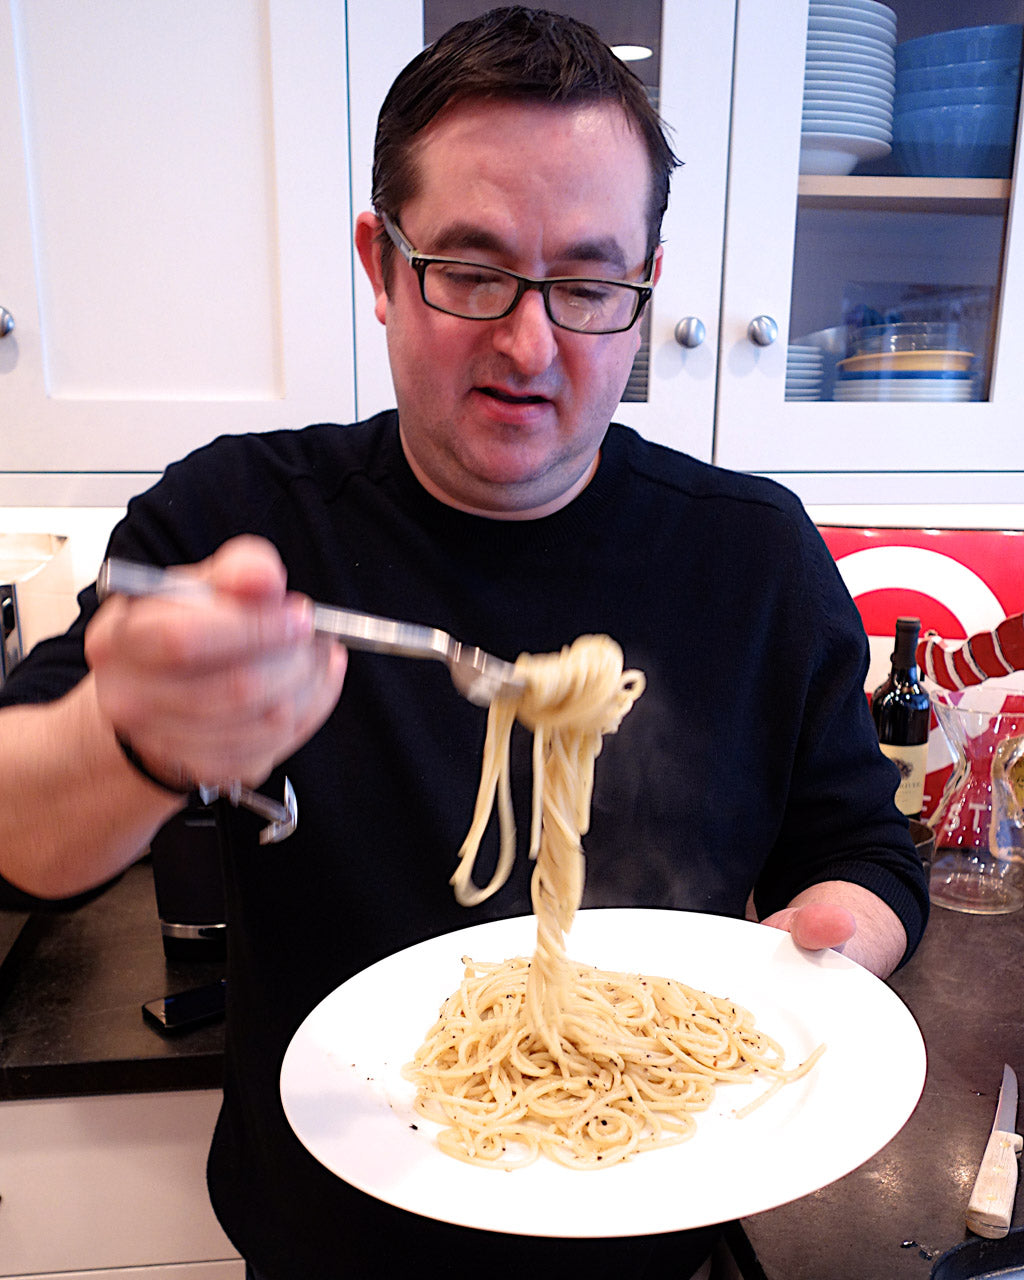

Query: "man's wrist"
left=112, top=731, right=195, bottom=798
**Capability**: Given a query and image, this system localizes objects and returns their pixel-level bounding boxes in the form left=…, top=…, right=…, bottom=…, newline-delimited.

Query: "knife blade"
left=966, top=1064, right=1023, bottom=1239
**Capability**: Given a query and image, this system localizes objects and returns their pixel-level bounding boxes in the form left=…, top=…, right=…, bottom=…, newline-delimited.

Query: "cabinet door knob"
left=0, top=307, right=13, bottom=338
left=747, top=315, right=778, bottom=347
left=674, top=316, right=706, bottom=348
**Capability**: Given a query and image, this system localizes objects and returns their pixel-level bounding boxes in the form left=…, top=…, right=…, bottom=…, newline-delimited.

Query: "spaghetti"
left=404, top=634, right=823, bottom=1169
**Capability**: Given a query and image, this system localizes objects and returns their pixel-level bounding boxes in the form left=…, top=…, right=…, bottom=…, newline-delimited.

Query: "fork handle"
left=97, top=558, right=453, bottom=666
left=311, top=603, right=451, bottom=664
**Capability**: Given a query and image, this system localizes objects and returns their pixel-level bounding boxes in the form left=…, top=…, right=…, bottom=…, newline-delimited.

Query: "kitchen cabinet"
left=0, top=0, right=355, bottom=506
left=0, top=1090, right=242, bottom=1277
left=716, top=0, right=1024, bottom=504
left=4, top=0, right=1024, bottom=509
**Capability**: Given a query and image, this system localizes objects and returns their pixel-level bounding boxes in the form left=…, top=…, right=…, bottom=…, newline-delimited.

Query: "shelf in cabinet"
left=798, top=175, right=1011, bottom=214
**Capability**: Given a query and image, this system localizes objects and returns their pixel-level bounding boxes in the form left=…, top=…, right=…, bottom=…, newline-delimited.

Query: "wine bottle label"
left=879, top=741, right=929, bottom=816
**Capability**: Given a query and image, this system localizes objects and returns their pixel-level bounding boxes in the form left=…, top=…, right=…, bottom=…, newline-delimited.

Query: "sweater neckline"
left=384, top=415, right=629, bottom=553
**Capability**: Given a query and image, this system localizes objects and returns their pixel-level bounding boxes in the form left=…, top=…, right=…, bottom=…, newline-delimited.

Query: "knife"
left=966, top=1063, right=1023, bottom=1238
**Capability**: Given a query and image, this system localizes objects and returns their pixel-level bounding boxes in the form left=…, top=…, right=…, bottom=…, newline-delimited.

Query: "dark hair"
left=371, top=6, right=679, bottom=278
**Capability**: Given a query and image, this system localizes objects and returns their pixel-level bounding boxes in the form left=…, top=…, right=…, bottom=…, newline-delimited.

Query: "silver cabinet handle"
left=674, top=316, right=706, bottom=348
left=747, top=315, right=778, bottom=347
left=0, top=308, right=13, bottom=338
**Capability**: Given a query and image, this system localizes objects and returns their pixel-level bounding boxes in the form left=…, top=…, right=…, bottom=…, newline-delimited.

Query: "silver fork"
left=96, top=558, right=523, bottom=843
left=96, top=558, right=523, bottom=706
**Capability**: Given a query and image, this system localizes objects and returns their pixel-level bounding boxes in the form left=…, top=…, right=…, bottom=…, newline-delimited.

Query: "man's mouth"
left=479, top=387, right=550, bottom=405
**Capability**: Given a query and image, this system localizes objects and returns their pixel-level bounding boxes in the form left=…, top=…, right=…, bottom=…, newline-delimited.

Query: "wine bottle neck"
left=890, top=617, right=922, bottom=682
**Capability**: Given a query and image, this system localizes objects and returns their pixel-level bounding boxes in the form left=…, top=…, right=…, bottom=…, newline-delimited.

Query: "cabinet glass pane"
left=786, top=0, right=1023, bottom=407
left=422, top=1, right=662, bottom=402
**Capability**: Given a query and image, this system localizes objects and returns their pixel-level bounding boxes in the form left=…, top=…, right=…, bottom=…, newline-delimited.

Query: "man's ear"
left=354, top=211, right=388, bottom=325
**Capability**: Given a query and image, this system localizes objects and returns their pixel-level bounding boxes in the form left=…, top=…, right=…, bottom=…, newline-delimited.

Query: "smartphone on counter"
left=142, top=978, right=226, bottom=1033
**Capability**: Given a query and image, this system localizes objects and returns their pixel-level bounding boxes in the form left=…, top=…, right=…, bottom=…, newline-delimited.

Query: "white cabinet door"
left=346, top=1, right=734, bottom=462
left=0, top=0, right=354, bottom=498
left=0, top=1091, right=239, bottom=1275
left=714, top=0, right=1024, bottom=504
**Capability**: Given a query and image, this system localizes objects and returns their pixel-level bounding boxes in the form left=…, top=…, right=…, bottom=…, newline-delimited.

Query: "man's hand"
left=758, top=881, right=908, bottom=978
left=761, top=901, right=856, bottom=953
left=85, top=535, right=347, bottom=791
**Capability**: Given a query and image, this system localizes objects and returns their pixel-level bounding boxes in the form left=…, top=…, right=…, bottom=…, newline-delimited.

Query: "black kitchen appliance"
left=149, top=803, right=227, bottom=960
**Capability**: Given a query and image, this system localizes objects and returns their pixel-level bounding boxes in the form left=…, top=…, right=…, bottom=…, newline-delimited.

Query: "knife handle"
left=966, top=1129, right=1023, bottom=1238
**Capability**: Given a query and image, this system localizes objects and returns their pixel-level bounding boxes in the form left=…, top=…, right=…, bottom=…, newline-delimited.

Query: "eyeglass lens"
left=422, top=261, right=641, bottom=333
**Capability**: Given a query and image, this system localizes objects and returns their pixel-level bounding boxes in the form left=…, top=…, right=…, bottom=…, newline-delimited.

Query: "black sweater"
left=1, top=414, right=928, bottom=1277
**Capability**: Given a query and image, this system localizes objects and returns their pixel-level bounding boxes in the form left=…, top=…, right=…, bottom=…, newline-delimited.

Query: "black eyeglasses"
left=381, top=213, right=654, bottom=335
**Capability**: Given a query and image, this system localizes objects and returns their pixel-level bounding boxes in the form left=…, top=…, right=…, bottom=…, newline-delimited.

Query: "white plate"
left=803, top=88, right=892, bottom=103
left=805, top=61, right=896, bottom=88
left=802, top=117, right=892, bottom=141
left=809, top=3, right=897, bottom=35
left=808, top=15, right=896, bottom=44
left=804, top=86, right=893, bottom=106
left=803, top=105, right=893, bottom=126
left=834, top=387, right=976, bottom=401
left=280, top=909, right=925, bottom=1238
left=810, top=0, right=897, bottom=23
left=806, top=37, right=896, bottom=65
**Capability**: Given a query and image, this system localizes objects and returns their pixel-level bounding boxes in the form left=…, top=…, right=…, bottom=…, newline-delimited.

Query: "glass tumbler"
left=929, top=688, right=1024, bottom=914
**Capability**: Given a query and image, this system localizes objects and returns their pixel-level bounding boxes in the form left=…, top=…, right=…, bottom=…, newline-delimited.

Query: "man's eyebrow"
left=426, top=223, right=631, bottom=276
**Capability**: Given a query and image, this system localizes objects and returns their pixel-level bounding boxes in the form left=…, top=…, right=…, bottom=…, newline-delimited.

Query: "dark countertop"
left=742, top=903, right=1024, bottom=1278
left=0, top=860, right=225, bottom=1099
left=1, top=863, right=1022, bottom=1278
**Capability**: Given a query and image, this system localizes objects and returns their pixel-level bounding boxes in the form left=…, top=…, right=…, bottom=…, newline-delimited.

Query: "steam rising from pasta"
left=404, top=635, right=822, bottom=1170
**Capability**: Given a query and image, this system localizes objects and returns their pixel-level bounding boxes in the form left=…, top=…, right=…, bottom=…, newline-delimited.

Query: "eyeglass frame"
left=379, top=212, right=656, bottom=335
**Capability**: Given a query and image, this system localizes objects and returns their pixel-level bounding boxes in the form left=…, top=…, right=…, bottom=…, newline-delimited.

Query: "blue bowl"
left=893, top=103, right=1017, bottom=176
left=896, top=24, right=1024, bottom=72
left=896, top=57, right=1022, bottom=94
left=896, top=83, right=1019, bottom=111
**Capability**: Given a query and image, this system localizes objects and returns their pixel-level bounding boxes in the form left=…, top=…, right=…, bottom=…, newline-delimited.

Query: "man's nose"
left=491, top=289, right=559, bottom=376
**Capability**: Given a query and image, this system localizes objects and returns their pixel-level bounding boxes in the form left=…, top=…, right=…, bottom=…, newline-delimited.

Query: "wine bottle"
left=872, top=616, right=931, bottom=819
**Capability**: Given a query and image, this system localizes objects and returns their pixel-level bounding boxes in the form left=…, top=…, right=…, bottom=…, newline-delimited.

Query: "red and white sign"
left=819, top=526, right=1024, bottom=817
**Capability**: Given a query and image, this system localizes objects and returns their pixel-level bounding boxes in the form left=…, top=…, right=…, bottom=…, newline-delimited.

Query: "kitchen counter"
left=1, top=863, right=1022, bottom=1277
left=0, top=860, right=225, bottom=1099
left=741, top=902, right=1024, bottom=1278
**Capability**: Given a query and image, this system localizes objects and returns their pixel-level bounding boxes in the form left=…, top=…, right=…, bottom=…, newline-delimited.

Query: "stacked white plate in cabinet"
left=801, top=0, right=897, bottom=175
left=785, top=345, right=826, bottom=400
left=834, top=325, right=979, bottom=400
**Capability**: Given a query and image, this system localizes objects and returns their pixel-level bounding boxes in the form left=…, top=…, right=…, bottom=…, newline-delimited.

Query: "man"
left=0, top=9, right=927, bottom=1278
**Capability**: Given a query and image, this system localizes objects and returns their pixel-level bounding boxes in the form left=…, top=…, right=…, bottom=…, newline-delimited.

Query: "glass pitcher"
left=929, top=687, right=1024, bottom=914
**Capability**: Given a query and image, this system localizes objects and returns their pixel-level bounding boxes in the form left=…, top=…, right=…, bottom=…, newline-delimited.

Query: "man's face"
left=356, top=98, right=661, bottom=518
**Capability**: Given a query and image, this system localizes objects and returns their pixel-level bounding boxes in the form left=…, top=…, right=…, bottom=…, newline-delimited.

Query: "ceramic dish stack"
left=785, top=345, right=826, bottom=400
left=892, top=24, right=1024, bottom=177
left=833, top=322, right=978, bottom=401
left=801, top=0, right=897, bottom=175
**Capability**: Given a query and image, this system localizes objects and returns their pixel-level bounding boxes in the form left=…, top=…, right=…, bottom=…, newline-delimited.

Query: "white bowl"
left=799, top=133, right=892, bottom=173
